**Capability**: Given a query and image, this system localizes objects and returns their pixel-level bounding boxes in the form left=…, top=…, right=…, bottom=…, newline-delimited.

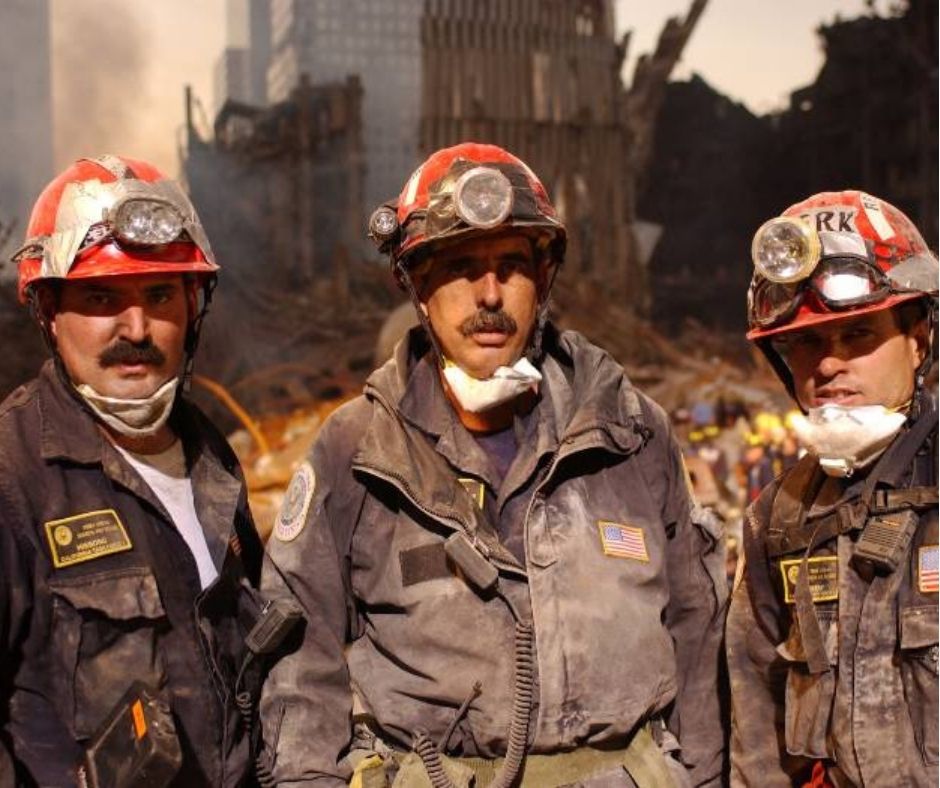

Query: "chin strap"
left=181, top=276, right=216, bottom=392
left=911, top=299, right=938, bottom=422
left=395, top=260, right=448, bottom=367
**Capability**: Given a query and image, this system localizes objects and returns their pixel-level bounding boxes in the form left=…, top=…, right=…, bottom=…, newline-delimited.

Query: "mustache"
left=458, top=309, right=518, bottom=337
left=98, top=339, right=166, bottom=368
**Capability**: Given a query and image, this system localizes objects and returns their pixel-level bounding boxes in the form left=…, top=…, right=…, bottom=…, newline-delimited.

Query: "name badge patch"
left=597, top=521, right=649, bottom=561
left=44, top=509, right=132, bottom=568
left=919, top=545, right=938, bottom=594
left=779, top=556, right=839, bottom=604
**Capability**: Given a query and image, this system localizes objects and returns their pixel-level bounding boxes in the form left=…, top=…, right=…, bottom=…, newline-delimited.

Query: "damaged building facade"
left=421, top=0, right=638, bottom=310
left=183, top=76, right=392, bottom=413
left=639, top=0, right=938, bottom=337
left=774, top=0, right=938, bottom=245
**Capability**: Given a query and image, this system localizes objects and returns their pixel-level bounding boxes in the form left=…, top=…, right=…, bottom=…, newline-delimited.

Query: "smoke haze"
left=51, top=0, right=152, bottom=169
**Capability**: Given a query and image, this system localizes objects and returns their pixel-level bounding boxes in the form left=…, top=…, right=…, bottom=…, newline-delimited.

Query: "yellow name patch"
left=44, top=509, right=132, bottom=568
left=458, top=478, right=485, bottom=510
left=779, top=556, right=839, bottom=604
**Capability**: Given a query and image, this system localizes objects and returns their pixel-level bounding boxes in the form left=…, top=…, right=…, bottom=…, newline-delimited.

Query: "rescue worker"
left=259, top=142, right=727, bottom=786
left=726, top=191, right=939, bottom=786
left=0, top=156, right=263, bottom=786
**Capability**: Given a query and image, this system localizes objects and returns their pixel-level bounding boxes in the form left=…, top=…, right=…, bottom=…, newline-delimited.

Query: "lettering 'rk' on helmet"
left=745, top=190, right=938, bottom=397
left=12, top=154, right=218, bottom=303
left=368, top=142, right=566, bottom=277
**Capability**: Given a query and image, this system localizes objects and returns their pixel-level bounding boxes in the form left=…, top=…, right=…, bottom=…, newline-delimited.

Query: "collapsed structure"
left=183, top=0, right=707, bottom=427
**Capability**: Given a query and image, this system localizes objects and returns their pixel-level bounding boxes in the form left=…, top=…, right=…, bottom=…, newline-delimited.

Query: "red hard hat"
left=369, top=142, right=566, bottom=274
left=13, top=154, right=218, bottom=302
left=746, top=190, right=937, bottom=341
left=745, top=190, right=938, bottom=402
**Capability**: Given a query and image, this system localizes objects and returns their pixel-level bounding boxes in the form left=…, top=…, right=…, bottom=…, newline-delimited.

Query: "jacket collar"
left=355, top=325, right=650, bottom=531
left=36, top=360, right=242, bottom=570
left=38, top=360, right=109, bottom=465
left=368, top=324, right=647, bottom=450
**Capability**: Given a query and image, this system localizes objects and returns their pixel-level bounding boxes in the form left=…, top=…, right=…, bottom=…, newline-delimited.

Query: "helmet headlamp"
left=751, top=217, right=821, bottom=284
left=112, top=198, right=185, bottom=246
left=368, top=205, right=400, bottom=250
left=453, top=166, right=513, bottom=229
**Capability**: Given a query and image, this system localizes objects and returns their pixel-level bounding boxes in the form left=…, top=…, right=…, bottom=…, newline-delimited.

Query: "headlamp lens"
left=114, top=199, right=184, bottom=246
left=752, top=217, right=821, bottom=283
left=453, top=167, right=513, bottom=229
left=369, top=206, right=399, bottom=243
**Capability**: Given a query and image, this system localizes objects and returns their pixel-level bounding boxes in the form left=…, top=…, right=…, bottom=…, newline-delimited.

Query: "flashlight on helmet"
left=453, top=167, right=514, bottom=229
left=368, top=205, right=400, bottom=253
left=111, top=199, right=185, bottom=247
left=751, top=216, right=821, bottom=283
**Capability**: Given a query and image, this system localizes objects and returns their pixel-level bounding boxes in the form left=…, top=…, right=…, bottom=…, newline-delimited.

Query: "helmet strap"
left=181, top=276, right=217, bottom=392
left=396, top=259, right=448, bottom=368
left=910, top=299, right=938, bottom=421
left=527, top=260, right=559, bottom=365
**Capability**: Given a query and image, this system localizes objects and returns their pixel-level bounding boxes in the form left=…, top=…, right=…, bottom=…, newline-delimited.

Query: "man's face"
left=415, top=234, right=545, bottom=379
left=772, top=308, right=926, bottom=411
left=49, top=274, right=191, bottom=399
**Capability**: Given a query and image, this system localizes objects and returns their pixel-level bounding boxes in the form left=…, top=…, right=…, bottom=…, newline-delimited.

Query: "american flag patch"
left=919, top=545, right=939, bottom=594
left=597, top=521, right=648, bottom=562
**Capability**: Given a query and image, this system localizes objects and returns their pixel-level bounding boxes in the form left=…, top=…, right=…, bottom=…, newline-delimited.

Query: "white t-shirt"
left=116, top=440, right=219, bottom=590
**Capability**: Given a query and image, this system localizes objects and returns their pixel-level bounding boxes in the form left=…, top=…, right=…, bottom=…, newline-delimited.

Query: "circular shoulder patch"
left=274, top=461, right=316, bottom=542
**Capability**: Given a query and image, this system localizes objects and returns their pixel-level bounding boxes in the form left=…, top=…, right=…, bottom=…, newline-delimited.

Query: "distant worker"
left=727, top=191, right=938, bottom=786
left=0, top=156, right=263, bottom=786
left=258, top=142, right=728, bottom=786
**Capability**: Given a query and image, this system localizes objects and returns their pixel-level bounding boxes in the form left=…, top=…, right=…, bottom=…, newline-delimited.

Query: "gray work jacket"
left=727, top=408, right=938, bottom=787
left=260, top=327, right=727, bottom=786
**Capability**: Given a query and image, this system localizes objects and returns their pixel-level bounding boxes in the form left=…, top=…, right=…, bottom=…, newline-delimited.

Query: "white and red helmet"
left=12, top=154, right=217, bottom=303
left=369, top=142, right=566, bottom=278
left=746, top=190, right=938, bottom=396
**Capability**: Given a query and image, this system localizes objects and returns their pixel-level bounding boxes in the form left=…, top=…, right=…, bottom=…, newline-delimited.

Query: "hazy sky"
left=50, top=0, right=896, bottom=176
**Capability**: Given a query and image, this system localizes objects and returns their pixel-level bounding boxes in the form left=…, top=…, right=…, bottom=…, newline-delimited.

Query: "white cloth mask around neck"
left=789, top=403, right=907, bottom=478
left=76, top=376, right=180, bottom=437
left=442, top=357, right=542, bottom=413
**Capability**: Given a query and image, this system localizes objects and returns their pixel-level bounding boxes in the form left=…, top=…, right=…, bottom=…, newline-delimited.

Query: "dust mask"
left=789, top=404, right=906, bottom=477
left=76, top=377, right=180, bottom=437
left=442, top=357, right=541, bottom=413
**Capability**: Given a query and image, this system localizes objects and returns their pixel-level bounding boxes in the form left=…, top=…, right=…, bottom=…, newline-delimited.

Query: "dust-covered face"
left=49, top=274, right=190, bottom=399
left=772, top=307, right=926, bottom=411
left=414, top=234, right=545, bottom=379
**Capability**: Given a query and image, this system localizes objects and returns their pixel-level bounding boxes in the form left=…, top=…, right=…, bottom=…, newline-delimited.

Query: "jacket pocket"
left=899, top=605, right=938, bottom=765
left=49, top=566, right=168, bottom=740
left=776, top=605, right=838, bottom=759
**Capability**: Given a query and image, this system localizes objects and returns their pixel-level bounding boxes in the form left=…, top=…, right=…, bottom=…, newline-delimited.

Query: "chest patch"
left=779, top=556, right=839, bottom=604
left=919, top=545, right=938, bottom=594
left=44, top=509, right=132, bottom=568
left=274, top=461, right=316, bottom=542
left=457, top=478, right=485, bottom=510
left=597, top=521, right=649, bottom=561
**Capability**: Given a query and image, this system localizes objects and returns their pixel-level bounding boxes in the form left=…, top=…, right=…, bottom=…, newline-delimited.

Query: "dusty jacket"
left=0, top=361, right=264, bottom=787
left=260, top=327, right=728, bottom=786
left=726, top=404, right=938, bottom=787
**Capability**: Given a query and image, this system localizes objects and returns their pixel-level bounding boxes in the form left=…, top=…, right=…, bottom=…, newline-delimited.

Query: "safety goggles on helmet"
left=11, top=178, right=215, bottom=278
left=748, top=255, right=899, bottom=329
